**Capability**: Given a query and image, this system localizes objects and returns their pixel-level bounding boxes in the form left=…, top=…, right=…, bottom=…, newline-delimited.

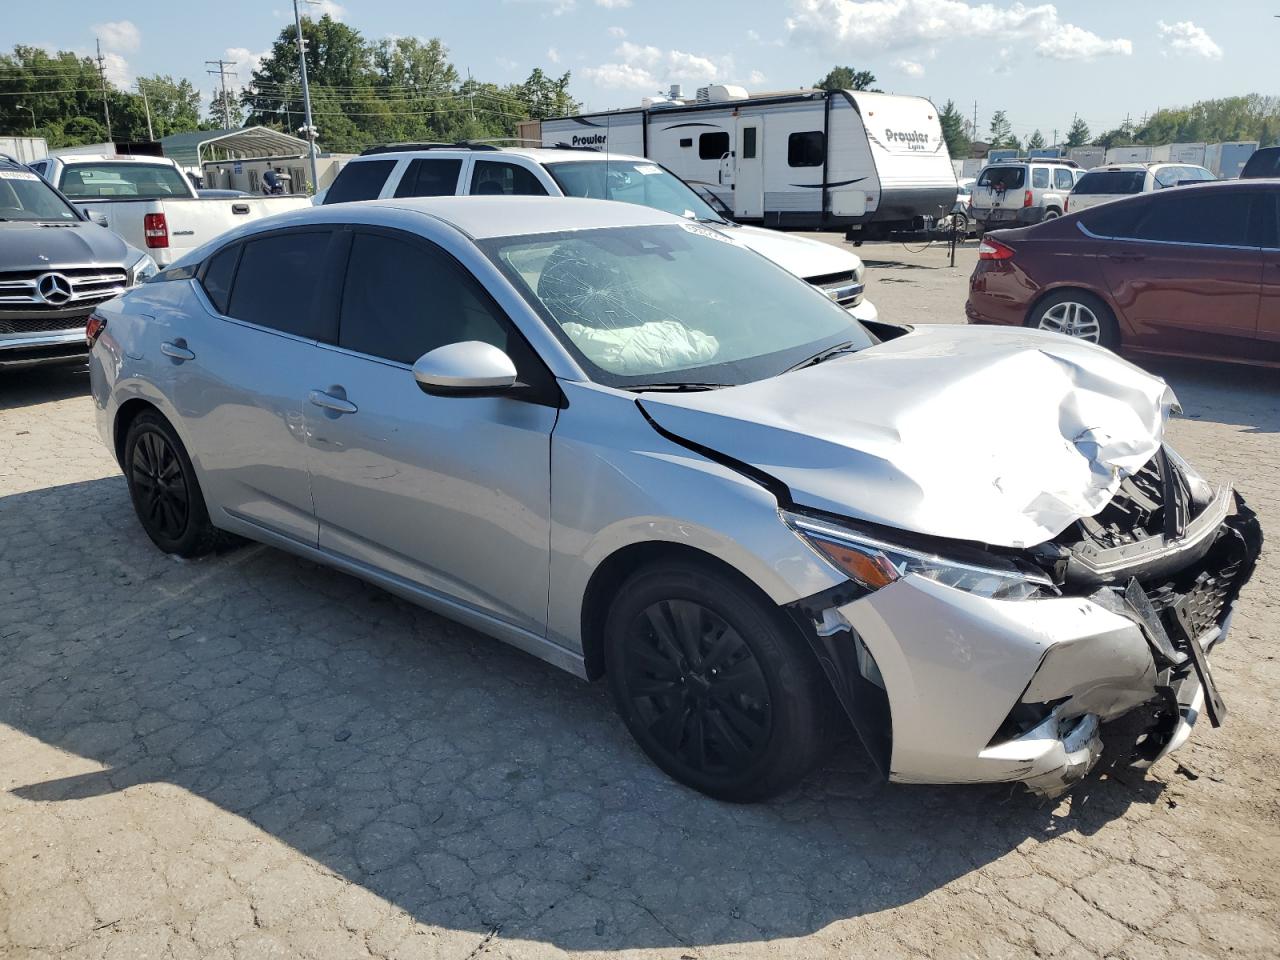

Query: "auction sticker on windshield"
left=680, top=222, right=734, bottom=244
left=635, top=164, right=663, bottom=175
left=0, top=170, right=41, bottom=181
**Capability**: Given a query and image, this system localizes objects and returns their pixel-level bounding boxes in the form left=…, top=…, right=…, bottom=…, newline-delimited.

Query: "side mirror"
left=412, top=340, right=518, bottom=397
left=80, top=206, right=108, bottom=226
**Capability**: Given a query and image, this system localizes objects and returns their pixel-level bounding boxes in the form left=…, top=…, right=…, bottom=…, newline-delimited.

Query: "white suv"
left=969, top=159, right=1084, bottom=232
left=1067, top=162, right=1215, bottom=214
left=317, top=144, right=876, bottom=321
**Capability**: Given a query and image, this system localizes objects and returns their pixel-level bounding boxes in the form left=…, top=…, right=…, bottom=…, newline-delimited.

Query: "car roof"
left=271, top=195, right=683, bottom=240
left=352, top=145, right=646, bottom=166
left=55, top=154, right=178, bottom=165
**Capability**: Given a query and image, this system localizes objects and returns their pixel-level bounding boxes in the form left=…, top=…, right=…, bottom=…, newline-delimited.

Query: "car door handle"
left=308, top=389, right=358, bottom=415
left=231, top=203, right=250, bottom=214
left=160, top=340, right=196, bottom=362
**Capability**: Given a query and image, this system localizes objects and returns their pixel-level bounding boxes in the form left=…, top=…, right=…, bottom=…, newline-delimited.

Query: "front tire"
left=603, top=562, right=832, bottom=802
left=124, top=411, right=220, bottom=557
left=1027, top=289, right=1119, bottom=350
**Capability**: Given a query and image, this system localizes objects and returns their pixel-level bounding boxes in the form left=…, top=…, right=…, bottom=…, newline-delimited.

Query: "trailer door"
left=734, top=118, right=763, bottom=219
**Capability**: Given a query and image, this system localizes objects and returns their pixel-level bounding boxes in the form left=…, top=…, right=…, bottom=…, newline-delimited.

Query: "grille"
left=0, top=267, right=127, bottom=312
left=1147, top=533, right=1249, bottom=642
left=1063, top=454, right=1168, bottom=550
left=808, top=270, right=864, bottom=307
left=0, top=316, right=88, bottom=335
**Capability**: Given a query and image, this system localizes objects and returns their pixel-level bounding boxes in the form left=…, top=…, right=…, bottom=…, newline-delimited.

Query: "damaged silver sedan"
left=90, top=197, right=1262, bottom=802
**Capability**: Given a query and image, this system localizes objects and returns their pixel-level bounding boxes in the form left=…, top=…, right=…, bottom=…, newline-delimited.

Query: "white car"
left=31, top=155, right=310, bottom=267
left=1067, top=162, right=1216, bottom=214
left=316, top=145, right=877, bottom=322
left=970, top=159, right=1084, bottom=231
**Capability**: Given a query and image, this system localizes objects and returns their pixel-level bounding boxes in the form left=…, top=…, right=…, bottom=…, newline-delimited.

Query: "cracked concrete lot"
left=2, top=239, right=1279, bottom=959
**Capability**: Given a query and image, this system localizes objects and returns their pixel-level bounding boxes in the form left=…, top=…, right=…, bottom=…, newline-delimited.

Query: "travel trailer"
left=540, top=86, right=956, bottom=237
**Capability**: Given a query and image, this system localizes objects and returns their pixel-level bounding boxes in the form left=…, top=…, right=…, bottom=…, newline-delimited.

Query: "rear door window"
left=1241, top=148, right=1280, bottom=179
left=977, top=166, right=1025, bottom=190
left=1081, top=199, right=1148, bottom=238
left=393, top=158, right=462, bottom=197
left=227, top=230, right=333, bottom=337
left=1130, top=191, right=1256, bottom=247
left=200, top=243, right=240, bottom=314
left=468, top=160, right=548, bottom=196
left=1073, top=170, right=1145, bottom=195
left=323, top=159, right=395, bottom=204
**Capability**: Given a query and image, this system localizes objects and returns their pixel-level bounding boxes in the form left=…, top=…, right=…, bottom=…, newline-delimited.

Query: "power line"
left=206, top=59, right=238, bottom=127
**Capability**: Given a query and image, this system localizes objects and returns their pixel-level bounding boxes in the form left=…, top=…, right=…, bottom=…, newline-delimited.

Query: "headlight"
left=786, top=513, right=1055, bottom=601
left=127, top=253, right=158, bottom=286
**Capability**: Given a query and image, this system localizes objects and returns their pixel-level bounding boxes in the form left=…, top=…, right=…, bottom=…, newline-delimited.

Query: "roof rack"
left=549, top=142, right=601, bottom=152
left=990, top=156, right=1079, bottom=167
left=358, top=141, right=503, bottom=156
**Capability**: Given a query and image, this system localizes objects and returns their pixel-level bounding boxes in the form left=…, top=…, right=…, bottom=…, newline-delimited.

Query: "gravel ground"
left=1, top=238, right=1278, bottom=959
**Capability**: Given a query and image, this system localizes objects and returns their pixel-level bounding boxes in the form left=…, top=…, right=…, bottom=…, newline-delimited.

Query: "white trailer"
left=1105, top=145, right=1172, bottom=164
left=1168, top=142, right=1207, bottom=165
left=1205, top=141, right=1258, bottom=179
left=0, top=136, right=49, bottom=164
left=1067, top=146, right=1105, bottom=169
left=541, top=88, right=956, bottom=236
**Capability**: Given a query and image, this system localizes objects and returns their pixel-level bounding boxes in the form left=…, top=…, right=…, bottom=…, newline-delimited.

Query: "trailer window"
left=679, top=138, right=693, bottom=148
left=742, top=127, right=757, bottom=160
left=698, top=132, right=730, bottom=160
left=788, top=132, right=825, bottom=167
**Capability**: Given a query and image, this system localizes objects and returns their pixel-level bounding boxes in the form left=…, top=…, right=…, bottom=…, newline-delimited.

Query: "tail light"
left=143, top=212, right=169, bottom=249
left=978, top=237, right=1015, bottom=261
left=1023, top=190, right=1033, bottom=208
left=85, top=311, right=107, bottom=347
left=1064, top=197, right=1070, bottom=213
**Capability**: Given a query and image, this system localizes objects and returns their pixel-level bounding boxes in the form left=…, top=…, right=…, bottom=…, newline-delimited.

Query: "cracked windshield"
left=487, top=224, right=870, bottom=386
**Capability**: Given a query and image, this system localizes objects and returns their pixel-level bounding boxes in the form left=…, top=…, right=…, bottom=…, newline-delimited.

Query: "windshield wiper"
left=624, top=381, right=725, bottom=392
left=787, top=341, right=859, bottom=372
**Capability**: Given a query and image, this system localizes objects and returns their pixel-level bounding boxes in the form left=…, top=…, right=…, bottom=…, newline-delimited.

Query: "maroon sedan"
left=966, top=179, right=1280, bottom=367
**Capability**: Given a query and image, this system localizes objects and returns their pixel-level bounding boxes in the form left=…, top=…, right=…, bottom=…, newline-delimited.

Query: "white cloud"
left=496, top=56, right=519, bottom=70
left=608, top=26, right=627, bottom=37
left=894, top=58, right=925, bottom=76
left=225, top=46, right=269, bottom=77
left=312, top=0, right=346, bottom=19
left=94, top=20, right=141, bottom=53
left=547, top=47, right=561, bottom=63
left=1157, top=20, right=1222, bottom=60
left=787, top=0, right=1132, bottom=62
left=551, top=0, right=576, bottom=14
left=583, top=40, right=734, bottom=92
left=595, top=0, right=632, bottom=6
left=748, top=69, right=767, bottom=85
left=101, top=52, right=131, bottom=86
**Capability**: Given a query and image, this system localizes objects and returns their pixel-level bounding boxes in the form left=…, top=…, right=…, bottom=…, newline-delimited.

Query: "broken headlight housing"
left=786, top=513, right=1055, bottom=601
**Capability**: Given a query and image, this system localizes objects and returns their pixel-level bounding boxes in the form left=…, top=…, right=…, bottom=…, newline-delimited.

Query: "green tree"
left=938, top=99, right=970, bottom=158
left=1095, top=120, right=1135, bottom=150
left=813, top=65, right=878, bottom=92
left=1026, top=129, right=1046, bottom=150
left=136, top=75, right=202, bottom=137
left=207, top=87, right=244, bottom=129
left=988, top=109, right=1017, bottom=149
left=1064, top=117, right=1091, bottom=147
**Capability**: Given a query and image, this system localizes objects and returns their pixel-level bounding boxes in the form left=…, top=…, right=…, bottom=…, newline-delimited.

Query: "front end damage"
left=789, top=447, right=1262, bottom=798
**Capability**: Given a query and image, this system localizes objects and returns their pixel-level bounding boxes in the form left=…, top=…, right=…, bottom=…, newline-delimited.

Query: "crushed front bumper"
left=795, top=490, right=1261, bottom=797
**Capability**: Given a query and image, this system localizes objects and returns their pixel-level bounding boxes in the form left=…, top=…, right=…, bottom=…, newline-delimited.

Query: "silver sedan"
left=89, top=197, right=1260, bottom=801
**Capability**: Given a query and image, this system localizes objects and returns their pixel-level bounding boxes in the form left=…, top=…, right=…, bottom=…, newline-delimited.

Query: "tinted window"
left=393, top=158, right=462, bottom=197
left=1082, top=199, right=1147, bottom=238
left=323, top=159, right=395, bottom=204
left=1054, top=168, right=1074, bottom=189
left=977, top=166, right=1025, bottom=189
left=469, top=160, right=548, bottom=196
left=788, top=131, right=825, bottom=167
left=679, top=137, right=692, bottom=148
left=338, top=232, right=513, bottom=364
left=1074, top=170, right=1145, bottom=195
left=1131, top=191, right=1255, bottom=246
left=227, top=230, right=331, bottom=337
left=742, top=127, right=758, bottom=160
left=699, top=132, right=730, bottom=161
left=200, top=244, right=240, bottom=314
left=1031, top=167, right=1049, bottom=188
left=1241, top=147, right=1280, bottom=179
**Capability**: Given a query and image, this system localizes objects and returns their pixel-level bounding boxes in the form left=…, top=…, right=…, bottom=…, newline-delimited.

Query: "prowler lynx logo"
left=885, top=128, right=930, bottom=150
left=572, top=134, right=607, bottom=147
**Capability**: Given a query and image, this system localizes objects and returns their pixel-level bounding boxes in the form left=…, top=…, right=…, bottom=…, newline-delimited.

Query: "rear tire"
left=1027, top=289, right=1120, bottom=350
left=603, top=561, right=832, bottom=802
left=1043, top=208, right=1062, bottom=220
left=123, top=411, right=220, bottom=558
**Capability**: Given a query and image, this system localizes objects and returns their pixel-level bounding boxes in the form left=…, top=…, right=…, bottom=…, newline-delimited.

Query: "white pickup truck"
left=29, top=155, right=310, bottom=267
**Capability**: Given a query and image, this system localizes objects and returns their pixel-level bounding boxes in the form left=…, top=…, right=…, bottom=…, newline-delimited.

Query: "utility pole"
left=206, top=60, right=238, bottom=129
left=95, top=39, right=113, bottom=142
left=972, top=100, right=978, bottom=141
left=292, top=0, right=319, bottom=194
left=138, top=80, right=154, bottom=141
left=466, top=68, right=476, bottom=121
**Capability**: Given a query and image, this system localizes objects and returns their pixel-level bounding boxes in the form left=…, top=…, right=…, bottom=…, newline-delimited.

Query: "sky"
left=7, top=0, right=1279, bottom=144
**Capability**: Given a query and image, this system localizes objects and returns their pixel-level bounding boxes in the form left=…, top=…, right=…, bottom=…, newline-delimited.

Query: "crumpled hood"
left=717, top=223, right=862, bottom=281
left=639, top=324, right=1178, bottom=548
left=0, top=219, right=134, bottom=270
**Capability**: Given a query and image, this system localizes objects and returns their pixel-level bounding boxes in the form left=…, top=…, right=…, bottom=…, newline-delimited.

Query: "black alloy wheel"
left=604, top=563, right=833, bottom=802
left=123, top=411, right=221, bottom=557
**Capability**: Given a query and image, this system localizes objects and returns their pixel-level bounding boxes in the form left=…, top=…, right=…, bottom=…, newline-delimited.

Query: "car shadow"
left=1137, top=356, right=1280, bottom=436
left=0, top=475, right=1173, bottom=951
left=0, top=363, right=90, bottom=410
